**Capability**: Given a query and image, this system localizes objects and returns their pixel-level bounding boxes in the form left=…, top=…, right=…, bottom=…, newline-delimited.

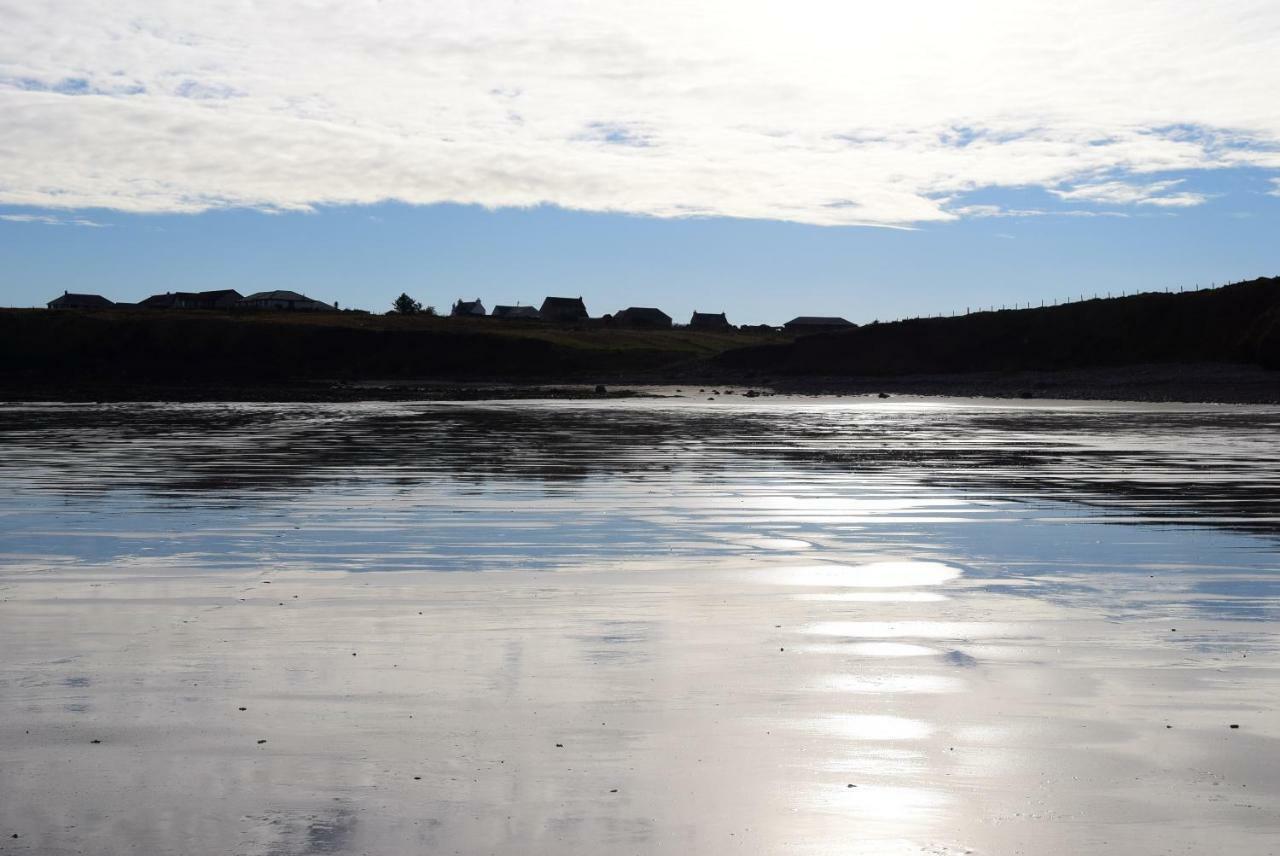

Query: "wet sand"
left=1, top=399, right=1278, bottom=855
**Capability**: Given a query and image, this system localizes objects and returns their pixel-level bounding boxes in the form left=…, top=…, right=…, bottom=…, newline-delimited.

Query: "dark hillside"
left=717, top=278, right=1280, bottom=376
left=0, top=309, right=778, bottom=391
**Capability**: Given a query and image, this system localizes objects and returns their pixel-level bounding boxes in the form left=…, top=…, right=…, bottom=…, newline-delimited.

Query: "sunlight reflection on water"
left=1, top=399, right=1279, bottom=856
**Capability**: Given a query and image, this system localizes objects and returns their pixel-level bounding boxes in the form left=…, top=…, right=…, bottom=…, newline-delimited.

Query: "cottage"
left=689, top=311, right=731, bottom=330
left=451, top=298, right=487, bottom=317
left=47, top=291, right=114, bottom=310
left=236, top=290, right=336, bottom=311
left=140, top=289, right=242, bottom=310
left=539, top=296, right=589, bottom=323
left=614, top=307, right=672, bottom=329
left=783, top=316, right=855, bottom=334
left=492, top=305, right=541, bottom=320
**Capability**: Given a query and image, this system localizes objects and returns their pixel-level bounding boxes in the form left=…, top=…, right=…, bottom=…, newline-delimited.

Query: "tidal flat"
left=1, top=398, right=1278, bottom=855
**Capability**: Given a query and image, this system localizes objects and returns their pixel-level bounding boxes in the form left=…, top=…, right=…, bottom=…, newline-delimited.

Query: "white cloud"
left=1270, top=178, right=1280, bottom=197
left=1, top=0, right=1278, bottom=226
left=1049, top=179, right=1208, bottom=207
left=0, top=213, right=108, bottom=227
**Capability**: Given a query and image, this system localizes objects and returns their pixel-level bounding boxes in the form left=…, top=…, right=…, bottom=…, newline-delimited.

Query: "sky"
left=2, top=0, right=1279, bottom=323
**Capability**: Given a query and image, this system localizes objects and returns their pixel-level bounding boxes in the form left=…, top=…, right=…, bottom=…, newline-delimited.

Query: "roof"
left=240, top=290, right=313, bottom=302
left=690, top=311, right=730, bottom=327
left=615, top=307, right=671, bottom=323
left=48, top=292, right=114, bottom=308
left=452, top=299, right=486, bottom=316
left=784, top=316, right=854, bottom=327
left=140, top=289, right=243, bottom=308
left=540, top=296, right=588, bottom=315
left=492, top=305, right=541, bottom=319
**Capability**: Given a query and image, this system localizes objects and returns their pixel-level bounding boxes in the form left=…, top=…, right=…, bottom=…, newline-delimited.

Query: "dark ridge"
left=715, top=278, right=1280, bottom=376
left=0, top=310, right=759, bottom=391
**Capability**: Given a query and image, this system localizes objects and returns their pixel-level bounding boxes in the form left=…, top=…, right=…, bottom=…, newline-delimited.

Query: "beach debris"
left=257, top=739, right=267, bottom=744
left=595, top=385, right=607, bottom=395
left=878, top=392, right=890, bottom=399
left=555, top=743, right=563, bottom=748
left=610, top=788, right=618, bottom=793
left=238, top=707, right=247, bottom=711
left=414, top=776, right=421, bottom=780
left=90, top=739, right=101, bottom=744
left=846, top=784, right=857, bottom=788
left=1230, top=724, right=1240, bottom=729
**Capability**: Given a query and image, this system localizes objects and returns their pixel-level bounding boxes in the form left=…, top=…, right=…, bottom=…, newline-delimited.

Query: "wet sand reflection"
left=1, top=399, right=1278, bottom=855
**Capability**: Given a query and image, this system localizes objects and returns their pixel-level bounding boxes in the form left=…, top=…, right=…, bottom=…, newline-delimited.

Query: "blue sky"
left=3, top=171, right=1277, bottom=324
left=2, top=1, right=1279, bottom=323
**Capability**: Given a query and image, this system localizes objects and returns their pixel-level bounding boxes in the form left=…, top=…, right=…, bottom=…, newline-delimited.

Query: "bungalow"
left=236, top=290, right=336, bottom=311
left=451, top=298, right=487, bottom=317
left=139, top=289, right=242, bottom=310
left=689, top=311, right=731, bottom=330
left=47, top=291, right=114, bottom=309
left=614, top=307, right=672, bottom=329
left=539, top=296, right=589, bottom=323
left=492, top=305, right=541, bottom=320
left=783, top=316, right=855, bottom=334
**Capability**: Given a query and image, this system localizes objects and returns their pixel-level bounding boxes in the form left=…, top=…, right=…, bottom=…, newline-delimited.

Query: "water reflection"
left=1, top=399, right=1279, bottom=856
left=4, top=401, right=1280, bottom=536
left=771, top=560, right=963, bottom=587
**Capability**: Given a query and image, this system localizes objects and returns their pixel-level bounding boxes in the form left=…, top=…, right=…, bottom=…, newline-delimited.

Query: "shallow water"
left=1, top=398, right=1278, bottom=855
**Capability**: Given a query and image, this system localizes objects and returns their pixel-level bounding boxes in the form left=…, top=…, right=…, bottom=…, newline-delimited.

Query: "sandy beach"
left=2, top=398, right=1278, bottom=855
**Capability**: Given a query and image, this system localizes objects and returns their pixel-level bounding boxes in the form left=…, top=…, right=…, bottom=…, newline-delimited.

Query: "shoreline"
left=1, top=362, right=1277, bottom=405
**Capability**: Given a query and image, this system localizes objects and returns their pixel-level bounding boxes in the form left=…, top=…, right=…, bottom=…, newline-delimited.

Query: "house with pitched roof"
left=614, top=307, right=672, bottom=329
left=47, top=292, right=114, bottom=309
left=451, top=298, right=487, bottom=317
left=689, top=311, right=731, bottom=330
left=539, top=296, right=589, bottom=323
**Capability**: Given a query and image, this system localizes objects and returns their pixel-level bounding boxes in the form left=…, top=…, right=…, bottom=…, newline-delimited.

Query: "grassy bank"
left=0, top=308, right=783, bottom=393
left=718, top=277, right=1280, bottom=376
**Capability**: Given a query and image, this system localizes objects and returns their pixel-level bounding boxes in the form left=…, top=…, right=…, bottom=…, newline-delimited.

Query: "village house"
left=451, top=298, right=486, bottom=317
left=236, top=290, right=336, bottom=311
left=539, top=296, right=589, bottom=323
left=47, top=291, right=114, bottom=309
left=492, top=305, right=541, bottom=320
left=139, top=289, right=243, bottom=310
left=689, top=311, right=731, bottom=330
left=783, top=316, right=855, bottom=334
left=614, top=307, right=672, bottom=329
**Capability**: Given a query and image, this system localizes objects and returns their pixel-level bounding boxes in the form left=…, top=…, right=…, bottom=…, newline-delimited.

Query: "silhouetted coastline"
left=3, top=278, right=1278, bottom=403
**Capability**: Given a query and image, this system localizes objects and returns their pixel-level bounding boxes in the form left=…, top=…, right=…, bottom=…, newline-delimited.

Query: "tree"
left=392, top=293, right=422, bottom=315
